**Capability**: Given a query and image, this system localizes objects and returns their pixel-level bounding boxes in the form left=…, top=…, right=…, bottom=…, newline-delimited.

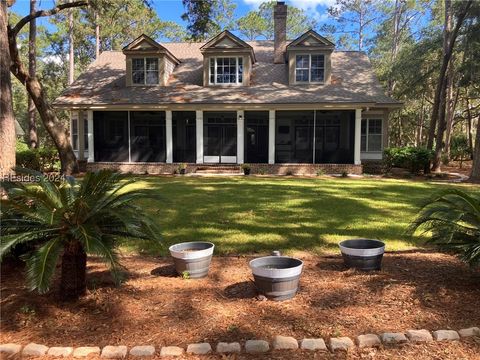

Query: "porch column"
left=268, top=110, right=275, bottom=164
left=196, top=110, right=203, bottom=164
left=166, top=110, right=173, bottom=163
left=78, top=110, right=85, bottom=161
left=354, top=108, right=362, bottom=165
left=237, top=110, right=244, bottom=164
left=87, top=110, right=94, bottom=162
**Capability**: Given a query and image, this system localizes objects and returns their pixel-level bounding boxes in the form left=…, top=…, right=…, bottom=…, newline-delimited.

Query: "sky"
left=10, top=0, right=337, bottom=35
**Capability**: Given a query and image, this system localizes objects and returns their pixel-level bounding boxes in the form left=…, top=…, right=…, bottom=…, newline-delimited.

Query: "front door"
left=172, top=111, right=196, bottom=163
left=203, top=112, right=237, bottom=163
left=245, top=111, right=269, bottom=163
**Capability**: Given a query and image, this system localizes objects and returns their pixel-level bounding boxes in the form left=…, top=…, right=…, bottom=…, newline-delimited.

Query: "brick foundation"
left=86, top=162, right=363, bottom=175
left=248, top=164, right=362, bottom=175
left=361, top=160, right=384, bottom=174
left=86, top=162, right=187, bottom=175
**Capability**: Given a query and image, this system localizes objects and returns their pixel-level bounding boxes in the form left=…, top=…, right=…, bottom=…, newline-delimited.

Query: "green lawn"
left=121, top=176, right=477, bottom=256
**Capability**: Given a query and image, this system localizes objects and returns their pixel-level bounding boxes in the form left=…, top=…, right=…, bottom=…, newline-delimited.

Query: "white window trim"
left=208, top=56, right=243, bottom=86
left=71, top=116, right=78, bottom=151
left=71, top=113, right=89, bottom=157
left=295, top=54, right=325, bottom=84
left=131, top=57, right=160, bottom=86
left=361, top=118, right=383, bottom=153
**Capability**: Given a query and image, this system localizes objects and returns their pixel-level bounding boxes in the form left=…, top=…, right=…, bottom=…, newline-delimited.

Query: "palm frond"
left=85, top=234, right=124, bottom=285
left=409, top=189, right=480, bottom=267
left=0, top=228, right=62, bottom=259
left=24, top=238, right=63, bottom=294
left=1, top=169, right=163, bottom=296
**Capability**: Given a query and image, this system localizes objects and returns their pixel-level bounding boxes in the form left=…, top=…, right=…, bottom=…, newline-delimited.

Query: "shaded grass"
left=119, top=176, right=478, bottom=256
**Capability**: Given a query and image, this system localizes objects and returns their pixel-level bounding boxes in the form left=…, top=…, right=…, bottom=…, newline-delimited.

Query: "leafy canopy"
left=236, top=0, right=317, bottom=40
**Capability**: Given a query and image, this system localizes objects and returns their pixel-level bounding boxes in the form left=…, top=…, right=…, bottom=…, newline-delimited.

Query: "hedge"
left=16, top=147, right=60, bottom=172
left=384, top=147, right=434, bottom=174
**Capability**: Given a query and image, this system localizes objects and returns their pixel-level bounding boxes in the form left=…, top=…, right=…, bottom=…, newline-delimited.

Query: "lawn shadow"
left=127, top=176, right=454, bottom=256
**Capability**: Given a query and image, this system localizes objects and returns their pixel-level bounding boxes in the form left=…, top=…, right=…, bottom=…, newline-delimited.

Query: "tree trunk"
left=68, top=1, right=74, bottom=85
left=471, top=116, right=480, bottom=181
left=430, top=0, right=452, bottom=172
left=430, top=0, right=473, bottom=172
left=431, top=85, right=447, bottom=172
left=358, top=6, right=363, bottom=51
left=28, top=0, right=38, bottom=149
left=444, top=84, right=460, bottom=162
left=94, top=10, right=100, bottom=59
left=388, top=0, right=401, bottom=97
left=60, top=241, right=86, bottom=300
left=466, top=98, right=474, bottom=158
left=0, top=0, right=15, bottom=176
left=428, top=0, right=465, bottom=150
left=8, top=26, right=78, bottom=174
left=416, top=94, right=425, bottom=146
left=398, top=116, right=403, bottom=147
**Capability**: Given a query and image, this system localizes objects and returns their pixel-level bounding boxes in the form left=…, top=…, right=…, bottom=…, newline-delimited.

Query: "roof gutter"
left=53, top=102, right=402, bottom=111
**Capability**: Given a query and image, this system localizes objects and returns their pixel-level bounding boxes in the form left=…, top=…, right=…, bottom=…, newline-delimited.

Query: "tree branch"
left=12, top=0, right=89, bottom=36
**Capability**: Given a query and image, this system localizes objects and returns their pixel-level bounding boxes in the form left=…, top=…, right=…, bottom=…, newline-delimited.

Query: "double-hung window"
left=71, top=114, right=88, bottom=152
left=209, top=57, right=243, bottom=85
left=361, top=119, right=383, bottom=152
left=295, top=54, right=325, bottom=83
left=132, top=58, right=159, bottom=85
left=71, top=117, right=78, bottom=151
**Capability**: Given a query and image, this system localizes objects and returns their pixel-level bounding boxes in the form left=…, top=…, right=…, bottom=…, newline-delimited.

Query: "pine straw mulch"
left=1, top=251, right=480, bottom=359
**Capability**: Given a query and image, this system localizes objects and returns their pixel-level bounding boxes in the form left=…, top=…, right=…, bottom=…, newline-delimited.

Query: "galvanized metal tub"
left=169, top=242, right=215, bottom=278
left=249, top=256, right=304, bottom=301
left=339, top=239, right=385, bottom=271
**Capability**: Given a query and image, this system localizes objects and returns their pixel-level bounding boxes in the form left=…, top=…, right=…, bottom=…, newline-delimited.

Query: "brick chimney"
left=274, top=1, right=287, bottom=64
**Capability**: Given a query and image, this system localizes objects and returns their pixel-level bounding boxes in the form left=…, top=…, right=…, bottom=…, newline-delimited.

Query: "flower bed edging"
left=0, top=326, right=478, bottom=358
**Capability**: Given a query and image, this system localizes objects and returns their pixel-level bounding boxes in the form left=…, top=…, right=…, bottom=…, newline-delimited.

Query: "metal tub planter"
left=169, top=242, right=215, bottom=278
left=339, top=239, right=385, bottom=271
left=249, top=256, right=304, bottom=301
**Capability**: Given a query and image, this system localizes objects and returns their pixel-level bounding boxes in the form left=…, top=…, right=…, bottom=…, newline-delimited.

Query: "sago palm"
left=0, top=169, right=161, bottom=300
left=408, top=189, right=480, bottom=267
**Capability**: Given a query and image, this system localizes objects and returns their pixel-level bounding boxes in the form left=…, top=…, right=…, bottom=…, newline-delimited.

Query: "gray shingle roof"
left=54, top=40, right=401, bottom=107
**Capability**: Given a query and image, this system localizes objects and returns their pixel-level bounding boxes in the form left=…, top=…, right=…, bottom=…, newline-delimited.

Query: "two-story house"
left=54, top=1, right=401, bottom=175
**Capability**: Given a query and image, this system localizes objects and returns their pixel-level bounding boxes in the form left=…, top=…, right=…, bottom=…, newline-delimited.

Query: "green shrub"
left=16, top=140, right=29, bottom=152
left=241, top=164, right=251, bottom=175
left=450, top=135, right=471, bottom=168
left=384, top=146, right=434, bottom=174
left=16, top=147, right=60, bottom=172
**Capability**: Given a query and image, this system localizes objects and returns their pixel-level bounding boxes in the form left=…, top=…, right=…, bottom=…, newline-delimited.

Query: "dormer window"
left=123, top=34, right=180, bottom=87
left=200, top=30, right=255, bottom=86
left=132, top=58, right=159, bottom=85
left=295, top=54, right=324, bottom=83
left=287, top=30, right=334, bottom=85
left=209, top=57, right=243, bottom=85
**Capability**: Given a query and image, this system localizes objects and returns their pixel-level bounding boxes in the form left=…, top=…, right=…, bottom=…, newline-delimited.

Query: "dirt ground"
left=442, top=160, right=472, bottom=177
left=1, top=252, right=479, bottom=359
